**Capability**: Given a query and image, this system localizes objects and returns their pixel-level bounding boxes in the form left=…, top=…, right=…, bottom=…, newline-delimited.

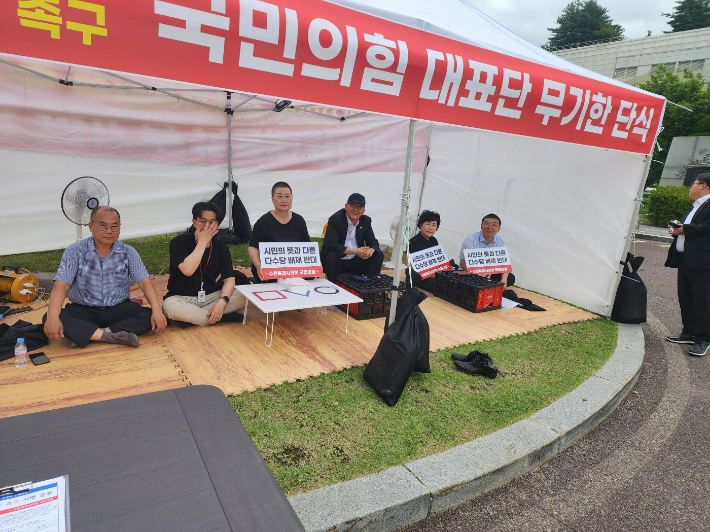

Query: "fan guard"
left=61, top=177, right=110, bottom=226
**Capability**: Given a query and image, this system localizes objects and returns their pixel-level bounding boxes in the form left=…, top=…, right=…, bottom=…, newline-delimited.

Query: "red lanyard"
left=199, top=242, right=213, bottom=291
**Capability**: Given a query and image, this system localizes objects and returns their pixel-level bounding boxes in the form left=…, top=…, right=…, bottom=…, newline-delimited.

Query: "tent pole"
left=226, top=92, right=234, bottom=232
left=416, top=145, right=431, bottom=218
left=388, top=119, right=417, bottom=325
left=609, top=151, right=653, bottom=318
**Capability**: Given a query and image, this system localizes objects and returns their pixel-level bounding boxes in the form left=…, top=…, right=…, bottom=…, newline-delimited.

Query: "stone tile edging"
left=289, top=323, right=644, bottom=532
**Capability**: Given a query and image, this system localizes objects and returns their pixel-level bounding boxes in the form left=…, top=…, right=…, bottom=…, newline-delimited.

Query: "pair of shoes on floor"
left=666, top=333, right=696, bottom=344
left=688, top=341, right=709, bottom=357
left=451, top=350, right=498, bottom=378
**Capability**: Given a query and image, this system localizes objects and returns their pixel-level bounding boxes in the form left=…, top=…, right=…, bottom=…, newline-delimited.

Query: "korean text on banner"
left=259, top=241, right=323, bottom=279
left=0, top=0, right=664, bottom=154
left=409, top=245, right=451, bottom=279
left=464, top=246, right=512, bottom=275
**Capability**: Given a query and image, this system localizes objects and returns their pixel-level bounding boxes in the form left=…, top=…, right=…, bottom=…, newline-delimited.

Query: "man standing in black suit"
left=321, top=193, right=383, bottom=282
left=665, top=174, right=710, bottom=356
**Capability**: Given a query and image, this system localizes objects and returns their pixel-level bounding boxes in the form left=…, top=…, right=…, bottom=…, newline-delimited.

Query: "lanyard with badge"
left=198, top=242, right=213, bottom=302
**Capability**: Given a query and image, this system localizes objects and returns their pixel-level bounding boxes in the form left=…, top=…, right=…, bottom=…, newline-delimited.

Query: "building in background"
left=553, top=27, right=710, bottom=85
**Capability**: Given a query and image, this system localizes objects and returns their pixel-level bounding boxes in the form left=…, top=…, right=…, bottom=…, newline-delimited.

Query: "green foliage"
left=646, top=185, right=693, bottom=226
left=662, top=0, right=710, bottom=33
left=637, top=66, right=710, bottom=186
left=230, top=318, right=618, bottom=496
left=544, top=0, right=623, bottom=50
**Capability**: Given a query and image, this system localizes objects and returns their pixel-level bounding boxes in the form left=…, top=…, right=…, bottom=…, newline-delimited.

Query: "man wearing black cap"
left=321, top=193, right=383, bottom=282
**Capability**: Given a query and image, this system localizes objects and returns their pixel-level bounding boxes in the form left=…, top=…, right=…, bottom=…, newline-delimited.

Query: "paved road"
left=404, top=240, right=709, bottom=532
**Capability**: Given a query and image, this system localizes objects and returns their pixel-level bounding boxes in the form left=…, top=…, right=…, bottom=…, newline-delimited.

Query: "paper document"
left=501, top=297, right=519, bottom=310
left=0, top=476, right=69, bottom=532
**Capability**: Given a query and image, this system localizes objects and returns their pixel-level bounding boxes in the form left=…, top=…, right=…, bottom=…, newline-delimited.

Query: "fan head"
left=61, top=177, right=110, bottom=225
left=390, top=214, right=417, bottom=243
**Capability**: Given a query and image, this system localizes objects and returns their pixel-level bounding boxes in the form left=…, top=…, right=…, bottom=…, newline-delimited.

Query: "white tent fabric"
left=0, top=60, right=429, bottom=253
left=0, top=0, right=664, bottom=316
left=423, top=124, right=647, bottom=315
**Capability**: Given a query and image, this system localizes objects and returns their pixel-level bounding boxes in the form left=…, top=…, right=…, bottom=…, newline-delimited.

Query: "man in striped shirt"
left=43, top=207, right=167, bottom=348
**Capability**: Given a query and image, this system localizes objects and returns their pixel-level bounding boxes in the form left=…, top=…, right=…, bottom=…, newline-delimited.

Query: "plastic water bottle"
left=15, top=338, right=28, bottom=368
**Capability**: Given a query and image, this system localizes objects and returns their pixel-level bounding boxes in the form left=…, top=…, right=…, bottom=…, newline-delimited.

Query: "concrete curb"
left=289, top=323, right=644, bottom=532
left=635, top=232, right=672, bottom=244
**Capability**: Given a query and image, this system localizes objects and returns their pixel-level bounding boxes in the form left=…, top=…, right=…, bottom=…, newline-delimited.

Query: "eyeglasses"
left=96, top=223, right=120, bottom=232
left=692, top=181, right=706, bottom=188
left=196, top=218, right=218, bottom=226
left=482, top=222, right=500, bottom=228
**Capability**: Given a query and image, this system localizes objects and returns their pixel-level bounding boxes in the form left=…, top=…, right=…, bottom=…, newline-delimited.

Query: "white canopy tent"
left=0, top=0, right=665, bottom=316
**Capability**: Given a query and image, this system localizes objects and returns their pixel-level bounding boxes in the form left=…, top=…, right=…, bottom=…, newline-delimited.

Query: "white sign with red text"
left=463, top=246, right=512, bottom=275
left=409, top=245, right=451, bottom=279
left=259, top=242, right=322, bottom=279
left=0, top=476, right=68, bottom=532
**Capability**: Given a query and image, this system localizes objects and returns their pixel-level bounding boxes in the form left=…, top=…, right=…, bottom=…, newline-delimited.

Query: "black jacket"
left=665, top=198, right=710, bottom=269
left=322, top=209, right=380, bottom=257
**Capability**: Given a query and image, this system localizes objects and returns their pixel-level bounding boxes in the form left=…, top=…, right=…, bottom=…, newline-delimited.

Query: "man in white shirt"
left=321, top=193, right=382, bottom=282
left=665, top=174, right=710, bottom=356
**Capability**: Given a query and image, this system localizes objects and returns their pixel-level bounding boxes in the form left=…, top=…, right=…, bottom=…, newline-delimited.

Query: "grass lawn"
left=0, top=235, right=323, bottom=275
left=229, top=317, right=617, bottom=496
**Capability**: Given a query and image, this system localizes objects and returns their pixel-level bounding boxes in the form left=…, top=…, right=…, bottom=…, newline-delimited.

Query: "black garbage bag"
left=230, top=181, right=252, bottom=244
left=611, top=253, right=647, bottom=324
left=0, top=320, right=48, bottom=362
left=364, top=288, right=430, bottom=406
left=384, top=288, right=430, bottom=373
left=187, top=182, right=251, bottom=245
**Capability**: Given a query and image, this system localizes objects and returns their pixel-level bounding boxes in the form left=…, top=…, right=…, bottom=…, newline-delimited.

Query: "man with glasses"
left=43, top=206, right=167, bottom=348
left=458, top=213, right=515, bottom=287
left=321, top=193, right=383, bottom=282
left=665, top=174, right=710, bottom=357
left=162, top=201, right=248, bottom=326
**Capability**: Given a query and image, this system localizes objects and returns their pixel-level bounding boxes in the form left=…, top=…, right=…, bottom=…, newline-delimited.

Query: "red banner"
left=0, top=0, right=664, bottom=153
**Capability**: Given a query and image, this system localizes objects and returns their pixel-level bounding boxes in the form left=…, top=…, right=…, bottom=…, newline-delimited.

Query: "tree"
left=543, top=0, right=624, bottom=50
left=663, top=0, right=710, bottom=33
left=637, top=66, right=710, bottom=184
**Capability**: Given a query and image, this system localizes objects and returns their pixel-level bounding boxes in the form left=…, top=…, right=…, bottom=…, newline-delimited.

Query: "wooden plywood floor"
left=0, top=275, right=595, bottom=417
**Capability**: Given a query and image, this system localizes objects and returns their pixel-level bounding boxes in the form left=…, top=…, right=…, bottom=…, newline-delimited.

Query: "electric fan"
left=389, top=213, right=417, bottom=244
left=61, top=176, right=110, bottom=241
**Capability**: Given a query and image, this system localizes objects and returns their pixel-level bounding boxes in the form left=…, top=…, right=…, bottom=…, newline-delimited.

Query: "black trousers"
left=44, top=301, right=153, bottom=348
left=677, top=255, right=710, bottom=342
left=322, top=249, right=384, bottom=282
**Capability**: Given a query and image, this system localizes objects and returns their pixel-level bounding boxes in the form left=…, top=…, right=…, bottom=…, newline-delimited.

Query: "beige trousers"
left=162, top=289, right=246, bottom=326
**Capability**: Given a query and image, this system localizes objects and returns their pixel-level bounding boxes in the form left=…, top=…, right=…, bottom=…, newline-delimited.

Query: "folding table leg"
left=264, top=312, right=275, bottom=347
left=242, top=299, right=248, bottom=325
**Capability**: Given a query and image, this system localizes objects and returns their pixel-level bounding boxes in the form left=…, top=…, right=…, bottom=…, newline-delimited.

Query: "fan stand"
left=76, top=224, right=83, bottom=242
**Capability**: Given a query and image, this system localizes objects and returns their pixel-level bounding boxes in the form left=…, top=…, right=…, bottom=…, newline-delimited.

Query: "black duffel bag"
left=364, top=288, right=430, bottom=406
left=611, top=252, right=647, bottom=324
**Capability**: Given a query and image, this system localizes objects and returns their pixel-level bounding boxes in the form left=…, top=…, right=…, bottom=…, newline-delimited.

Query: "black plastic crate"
left=336, top=274, right=402, bottom=320
left=433, top=271, right=504, bottom=312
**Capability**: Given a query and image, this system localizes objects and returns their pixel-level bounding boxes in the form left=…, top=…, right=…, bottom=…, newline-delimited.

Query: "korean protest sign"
left=408, top=245, right=451, bottom=279
left=259, top=241, right=322, bottom=279
left=463, top=246, right=512, bottom=275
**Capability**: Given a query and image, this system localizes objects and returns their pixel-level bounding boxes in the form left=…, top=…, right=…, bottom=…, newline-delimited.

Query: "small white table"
left=236, top=279, right=363, bottom=346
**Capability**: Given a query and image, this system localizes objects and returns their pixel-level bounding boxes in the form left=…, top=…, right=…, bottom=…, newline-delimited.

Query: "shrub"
left=646, top=185, right=692, bottom=226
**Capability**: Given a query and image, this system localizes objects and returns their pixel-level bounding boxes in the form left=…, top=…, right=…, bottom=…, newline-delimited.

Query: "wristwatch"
left=220, top=296, right=230, bottom=304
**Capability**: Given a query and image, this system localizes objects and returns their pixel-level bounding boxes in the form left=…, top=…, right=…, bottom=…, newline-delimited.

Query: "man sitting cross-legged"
left=162, top=201, right=249, bottom=326
left=43, top=206, right=167, bottom=348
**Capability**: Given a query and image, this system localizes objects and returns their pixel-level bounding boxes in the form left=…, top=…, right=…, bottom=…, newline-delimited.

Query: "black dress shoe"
left=688, top=341, right=709, bottom=357
left=451, top=350, right=491, bottom=363
left=453, top=358, right=498, bottom=378
left=666, top=334, right=696, bottom=344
